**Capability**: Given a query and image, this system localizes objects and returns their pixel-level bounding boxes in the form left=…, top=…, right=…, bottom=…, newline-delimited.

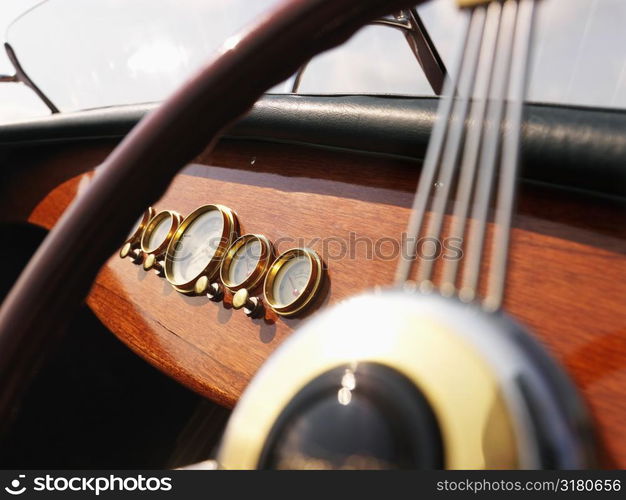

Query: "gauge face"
left=264, top=248, right=324, bottom=316
left=229, top=239, right=262, bottom=286
left=272, top=255, right=312, bottom=307
left=220, top=234, right=273, bottom=292
left=170, top=209, right=224, bottom=285
left=146, top=215, right=172, bottom=252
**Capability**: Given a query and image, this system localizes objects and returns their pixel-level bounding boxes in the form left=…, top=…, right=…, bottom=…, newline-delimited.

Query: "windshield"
left=0, top=0, right=625, bottom=123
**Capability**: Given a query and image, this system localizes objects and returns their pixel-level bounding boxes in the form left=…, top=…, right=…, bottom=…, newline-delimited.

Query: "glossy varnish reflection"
left=8, top=139, right=626, bottom=467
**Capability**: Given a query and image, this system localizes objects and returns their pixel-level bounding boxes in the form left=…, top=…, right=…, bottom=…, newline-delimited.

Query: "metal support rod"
left=3, top=42, right=59, bottom=113
left=291, top=9, right=446, bottom=95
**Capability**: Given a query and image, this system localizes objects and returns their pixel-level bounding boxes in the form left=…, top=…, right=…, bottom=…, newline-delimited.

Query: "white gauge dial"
left=272, top=255, right=312, bottom=307
left=146, top=215, right=173, bottom=253
left=229, top=239, right=262, bottom=286
left=170, top=209, right=224, bottom=284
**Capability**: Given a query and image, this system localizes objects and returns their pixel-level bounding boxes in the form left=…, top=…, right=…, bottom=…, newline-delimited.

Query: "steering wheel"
left=0, top=0, right=425, bottom=430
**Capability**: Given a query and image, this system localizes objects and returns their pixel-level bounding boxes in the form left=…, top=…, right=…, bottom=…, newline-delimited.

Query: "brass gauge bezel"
left=164, top=204, right=239, bottom=293
left=263, top=247, right=324, bottom=317
left=220, top=234, right=274, bottom=292
left=124, top=206, right=155, bottom=246
left=140, top=210, right=182, bottom=256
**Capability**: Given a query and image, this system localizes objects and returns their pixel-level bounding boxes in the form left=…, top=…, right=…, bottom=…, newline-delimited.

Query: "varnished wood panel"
left=10, top=139, right=626, bottom=467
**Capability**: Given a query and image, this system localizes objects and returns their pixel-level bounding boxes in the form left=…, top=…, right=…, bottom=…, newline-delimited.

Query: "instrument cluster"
left=119, top=205, right=325, bottom=319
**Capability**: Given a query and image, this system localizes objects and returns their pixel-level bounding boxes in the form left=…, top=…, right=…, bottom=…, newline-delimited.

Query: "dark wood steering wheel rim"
left=0, top=0, right=425, bottom=431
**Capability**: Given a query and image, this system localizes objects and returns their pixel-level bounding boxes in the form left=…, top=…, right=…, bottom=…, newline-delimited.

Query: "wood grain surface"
left=5, top=139, right=626, bottom=467
left=0, top=0, right=431, bottom=431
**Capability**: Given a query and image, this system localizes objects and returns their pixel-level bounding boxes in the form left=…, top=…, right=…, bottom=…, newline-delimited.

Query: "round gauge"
left=140, top=210, right=182, bottom=255
left=123, top=207, right=155, bottom=246
left=264, top=248, right=324, bottom=316
left=220, top=234, right=273, bottom=292
left=164, top=204, right=239, bottom=292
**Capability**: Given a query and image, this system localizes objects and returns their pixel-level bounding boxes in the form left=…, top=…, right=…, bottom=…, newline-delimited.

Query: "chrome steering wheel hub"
left=218, top=290, right=595, bottom=469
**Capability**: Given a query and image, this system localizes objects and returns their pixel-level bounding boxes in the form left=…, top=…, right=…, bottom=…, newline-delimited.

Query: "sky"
left=0, top=0, right=625, bottom=124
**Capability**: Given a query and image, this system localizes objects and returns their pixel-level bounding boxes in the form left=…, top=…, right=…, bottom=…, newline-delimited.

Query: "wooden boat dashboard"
left=0, top=96, right=625, bottom=467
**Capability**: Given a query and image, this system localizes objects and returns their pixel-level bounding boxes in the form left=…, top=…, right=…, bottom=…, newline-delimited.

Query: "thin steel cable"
left=485, top=0, right=536, bottom=311
left=394, top=9, right=473, bottom=285
left=440, top=1, right=503, bottom=296
left=459, top=0, right=519, bottom=303
left=416, top=7, right=487, bottom=287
